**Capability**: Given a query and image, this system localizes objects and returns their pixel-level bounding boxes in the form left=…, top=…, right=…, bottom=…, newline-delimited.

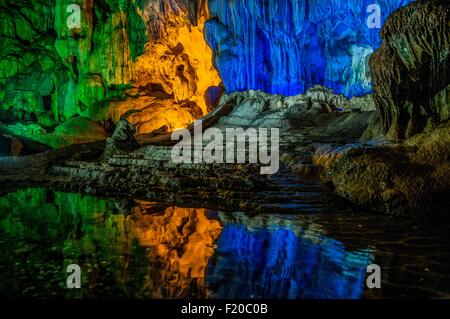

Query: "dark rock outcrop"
left=316, top=122, right=450, bottom=219
left=316, top=0, right=450, bottom=219
left=370, top=0, right=450, bottom=139
left=0, top=135, right=22, bottom=156
left=0, top=134, right=52, bottom=156
left=103, top=119, right=139, bottom=159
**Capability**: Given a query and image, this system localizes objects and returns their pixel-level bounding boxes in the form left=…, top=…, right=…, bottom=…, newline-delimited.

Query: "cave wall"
left=116, top=0, right=222, bottom=133
left=370, top=0, right=450, bottom=139
left=205, top=0, right=413, bottom=97
left=0, top=0, right=62, bottom=127
left=0, top=0, right=221, bottom=146
left=3, top=0, right=439, bottom=147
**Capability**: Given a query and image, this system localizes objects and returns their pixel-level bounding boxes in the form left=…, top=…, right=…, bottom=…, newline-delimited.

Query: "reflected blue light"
left=206, top=224, right=374, bottom=299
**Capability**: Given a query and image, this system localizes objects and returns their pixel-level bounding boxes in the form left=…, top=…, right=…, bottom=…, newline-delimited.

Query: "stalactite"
left=204, top=0, right=413, bottom=97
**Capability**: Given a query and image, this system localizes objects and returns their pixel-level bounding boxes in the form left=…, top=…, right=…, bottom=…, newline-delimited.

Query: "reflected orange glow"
left=127, top=204, right=223, bottom=298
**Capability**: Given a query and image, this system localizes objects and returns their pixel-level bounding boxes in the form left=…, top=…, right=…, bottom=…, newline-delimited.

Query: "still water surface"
left=1, top=188, right=449, bottom=299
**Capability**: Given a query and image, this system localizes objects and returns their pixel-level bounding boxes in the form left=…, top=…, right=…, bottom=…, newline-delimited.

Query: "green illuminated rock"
left=0, top=0, right=148, bottom=147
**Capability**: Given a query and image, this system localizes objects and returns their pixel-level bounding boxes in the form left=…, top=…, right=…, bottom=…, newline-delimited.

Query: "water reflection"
left=129, top=204, right=222, bottom=298
left=1, top=188, right=447, bottom=299
left=207, top=219, right=373, bottom=299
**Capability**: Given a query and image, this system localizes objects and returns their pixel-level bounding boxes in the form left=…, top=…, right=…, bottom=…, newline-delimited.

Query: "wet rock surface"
left=317, top=122, right=450, bottom=219
left=0, top=82, right=448, bottom=219
left=216, top=86, right=377, bottom=130
left=0, top=88, right=380, bottom=214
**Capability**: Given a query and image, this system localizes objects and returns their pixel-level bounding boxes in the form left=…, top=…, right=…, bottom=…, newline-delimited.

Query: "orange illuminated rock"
left=111, top=2, right=222, bottom=134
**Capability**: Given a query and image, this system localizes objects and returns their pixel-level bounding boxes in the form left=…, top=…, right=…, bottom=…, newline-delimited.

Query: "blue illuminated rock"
left=205, top=0, right=413, bottom=97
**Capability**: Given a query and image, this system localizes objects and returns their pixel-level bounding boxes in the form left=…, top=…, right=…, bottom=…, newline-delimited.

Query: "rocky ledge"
left=0, top=85, right=378, bottom=214
left=315, top=122, right=450, bottom=218
left=1, top=78, right=448, bottom=218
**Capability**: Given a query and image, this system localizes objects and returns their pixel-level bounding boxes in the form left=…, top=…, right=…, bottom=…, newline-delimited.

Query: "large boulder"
left=370, top=0, right=450, bottom=139
left=317, top=122, right=450, bottom=219
left=103, top=119, right=139, bottom=159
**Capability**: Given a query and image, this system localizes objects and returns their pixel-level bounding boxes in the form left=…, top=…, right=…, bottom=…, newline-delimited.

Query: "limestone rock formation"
left=1, top=0, right=421, bottom=147
left=0, top=0, right=221, bottom=147
left=103, top=119, right=139, bottom=159
left=216, top=86, right=376, bottom=130
left=370, top=0, right=450, bottom=139
left=311, top=0, right=450, bottom=218
left=316, top=122, right=450, bottom=218
left=0, top=134, right=50, bottom=156
left=205, top=0, right=413, bottom=97
left=115, top=0, right=222, bottom=133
